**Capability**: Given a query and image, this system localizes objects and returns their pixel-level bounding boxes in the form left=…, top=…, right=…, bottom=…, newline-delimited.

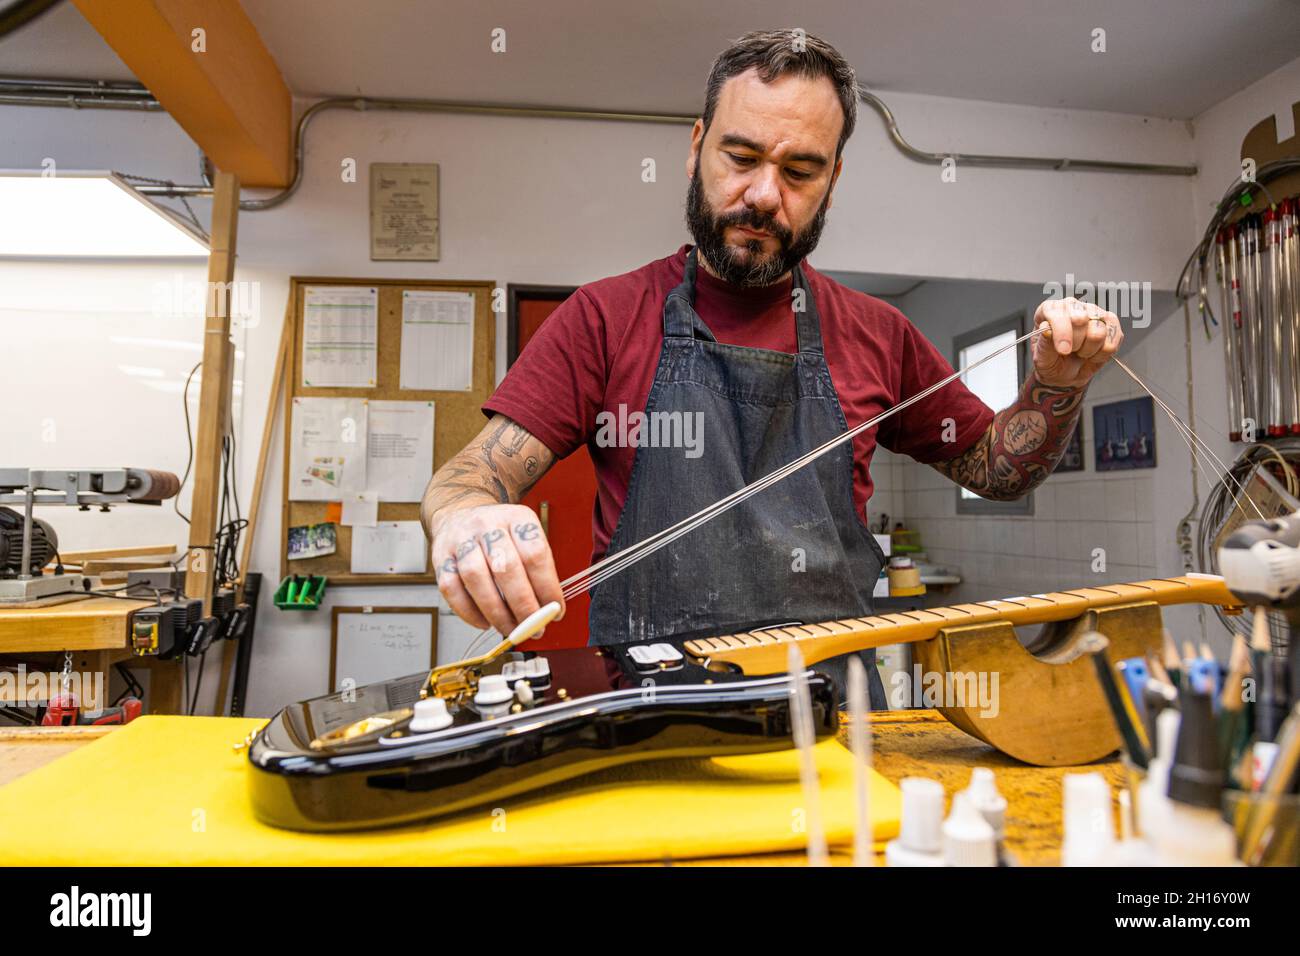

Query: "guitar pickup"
left=626, top=643, right=684, bottom=672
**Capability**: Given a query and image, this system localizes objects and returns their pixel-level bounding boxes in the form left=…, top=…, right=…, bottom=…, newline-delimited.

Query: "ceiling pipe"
left=856, top=87, right=1197, bottom=176
left=0, top=75, right=161, bottom=109
left=0, top=76, right=1198, bottom=211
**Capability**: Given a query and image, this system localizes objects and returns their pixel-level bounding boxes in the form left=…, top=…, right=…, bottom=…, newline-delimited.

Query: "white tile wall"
left=874, top=362, right=1160, bottom=604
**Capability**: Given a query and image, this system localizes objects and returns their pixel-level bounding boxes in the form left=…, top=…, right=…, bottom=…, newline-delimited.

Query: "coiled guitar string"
left=1110, top=355, right=1261, bottom=522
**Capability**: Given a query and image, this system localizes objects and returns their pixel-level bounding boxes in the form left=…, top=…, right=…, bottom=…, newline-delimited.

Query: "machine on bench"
left=0, top=467, right=180, bottom=604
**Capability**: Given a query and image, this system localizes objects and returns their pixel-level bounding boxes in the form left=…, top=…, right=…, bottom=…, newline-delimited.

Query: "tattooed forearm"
left=481, top=417, right=530, bottom=472
left=420, top=415, right=557, bottom=537
left=931, top=372, right=1085, bottom=500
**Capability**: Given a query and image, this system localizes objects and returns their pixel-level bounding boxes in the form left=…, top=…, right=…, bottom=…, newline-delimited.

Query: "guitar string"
left=1111, top=356, right=1263, bottom=521
left=457, top=326, right=1045, bottom=659
left=458, top=324, right=1255, bottom=660
left=564, top=326, right=1046, bottom=598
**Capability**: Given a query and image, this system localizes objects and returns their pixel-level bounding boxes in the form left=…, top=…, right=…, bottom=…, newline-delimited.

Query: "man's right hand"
left=431, top=504, right=565, bottom=635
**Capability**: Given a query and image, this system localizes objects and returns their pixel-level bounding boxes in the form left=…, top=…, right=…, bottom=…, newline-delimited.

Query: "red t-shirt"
left=485, top=244, right=993, bottom=560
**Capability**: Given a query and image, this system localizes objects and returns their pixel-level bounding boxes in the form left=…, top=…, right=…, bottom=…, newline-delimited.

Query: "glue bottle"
left=942, top=791, right=997, bottom=867
left=962, top=768, right=1012, bottom=865
left=885, top=777, right=945, bottom=867
left=1061, top=772, right=1119, bottom=866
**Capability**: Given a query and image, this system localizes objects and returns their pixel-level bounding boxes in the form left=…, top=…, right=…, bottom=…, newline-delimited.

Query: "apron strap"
left=791, top=264, right=825, bottom=357
left=663, top=248, right=701, bottom=340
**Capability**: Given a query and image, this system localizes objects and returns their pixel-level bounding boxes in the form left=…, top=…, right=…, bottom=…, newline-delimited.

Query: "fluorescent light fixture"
left=0, top=170, right=209, bottom=258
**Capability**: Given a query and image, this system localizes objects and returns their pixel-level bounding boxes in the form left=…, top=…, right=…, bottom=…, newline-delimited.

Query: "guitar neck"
left=682, top=574, right=1242, bottom=676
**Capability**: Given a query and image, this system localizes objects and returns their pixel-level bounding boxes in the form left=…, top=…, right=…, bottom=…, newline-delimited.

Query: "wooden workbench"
left=0, top=709, right=1121, bottom=866
left=0, top=595, right=185, bottom=715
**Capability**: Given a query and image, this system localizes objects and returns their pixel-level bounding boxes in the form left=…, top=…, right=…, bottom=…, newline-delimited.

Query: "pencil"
left=1082, top=631, right=1150, bottom=769
left=1162, top=630, right=1183, bottom=689
left=1219, top=635, right=1252, bottom=780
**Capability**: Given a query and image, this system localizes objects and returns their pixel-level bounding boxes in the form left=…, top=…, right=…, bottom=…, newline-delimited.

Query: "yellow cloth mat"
left=0, top=716, right=900, bottom=865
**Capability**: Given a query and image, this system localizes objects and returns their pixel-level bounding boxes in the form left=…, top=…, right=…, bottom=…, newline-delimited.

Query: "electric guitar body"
left=247, top=642, right=837, bottom=832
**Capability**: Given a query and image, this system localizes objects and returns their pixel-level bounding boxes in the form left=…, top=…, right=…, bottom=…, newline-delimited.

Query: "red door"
left=512, top=293, right=598, bottom=649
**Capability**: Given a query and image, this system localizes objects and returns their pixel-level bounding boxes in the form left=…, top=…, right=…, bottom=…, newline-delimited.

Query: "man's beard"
left=685, top=166, right=830, bottom=289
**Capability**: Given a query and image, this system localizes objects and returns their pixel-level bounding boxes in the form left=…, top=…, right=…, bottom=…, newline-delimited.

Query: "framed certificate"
left=370, top=162, right=440, bottom=261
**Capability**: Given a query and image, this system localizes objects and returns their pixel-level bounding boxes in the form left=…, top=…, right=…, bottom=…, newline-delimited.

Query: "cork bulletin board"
left=280, top=276, right=496, bottom=586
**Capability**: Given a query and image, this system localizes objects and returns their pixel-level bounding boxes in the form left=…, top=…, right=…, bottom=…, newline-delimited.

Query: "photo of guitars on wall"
left=1093, top=396, right=1157, bottom=471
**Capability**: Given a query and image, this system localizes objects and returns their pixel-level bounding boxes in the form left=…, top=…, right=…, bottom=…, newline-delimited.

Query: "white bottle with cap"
left=1061, top=772, right=1116, bottom=866
left=963, top=767, right=1009, bottom=863
left=942, top=791, right=997, bottom=867
left=885, top=777, right=945, bottom=867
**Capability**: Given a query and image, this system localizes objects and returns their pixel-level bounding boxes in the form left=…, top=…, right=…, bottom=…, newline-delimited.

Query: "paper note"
left=400, top=290, right=474, bottom=391
left=340, top=492, right=379, bottom=527
left=288, top=397, right=368, bottom=501
left=365, top=400, right=435, bottom=502
left=302, top=286, right=378, bottom=387
left=350, top=521, right=428, bottom=574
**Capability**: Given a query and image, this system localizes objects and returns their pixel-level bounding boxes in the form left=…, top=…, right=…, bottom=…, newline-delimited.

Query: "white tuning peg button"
left=506, top=602, right=563, bottom=646
left=409, top=697, right=453, bottom=733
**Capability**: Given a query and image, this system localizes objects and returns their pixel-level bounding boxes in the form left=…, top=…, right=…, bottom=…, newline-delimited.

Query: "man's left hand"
left=1031, top=296, right=1123, bottom=389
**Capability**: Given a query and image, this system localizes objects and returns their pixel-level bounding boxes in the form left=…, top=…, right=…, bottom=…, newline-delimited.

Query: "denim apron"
left=588, top=247, right=888, bottom=708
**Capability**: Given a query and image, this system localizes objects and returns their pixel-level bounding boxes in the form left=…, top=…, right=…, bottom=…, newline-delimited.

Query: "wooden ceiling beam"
left=73, top=0, right=292, bottom=187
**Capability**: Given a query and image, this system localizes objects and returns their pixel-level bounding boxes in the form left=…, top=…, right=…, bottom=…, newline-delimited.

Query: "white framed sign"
left=369, top=162, right=440, bottom=261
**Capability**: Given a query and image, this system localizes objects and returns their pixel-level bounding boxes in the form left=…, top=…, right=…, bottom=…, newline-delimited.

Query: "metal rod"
left=1217, top=235, right=1240, bottom=440
left=1227, top=225, right=1247, bottom=440
left=847, top=655, right=873, bottom=867
left=1284, top=201, right=1294, bottom=434
left=788, top=643, right=829, bottom=868
left=134, top=184, right=215, bottom=196
left=1267, top=210, right=1286, bottom=434
left=0, top=93, right=164, bottom=110
left=1238, top=225, right=1259, bottom=434
left=18, top=485, right=34, bottom=581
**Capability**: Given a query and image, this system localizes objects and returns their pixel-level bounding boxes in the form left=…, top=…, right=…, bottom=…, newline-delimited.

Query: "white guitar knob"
left=409, top=697, right=453, bottom=733
left=474, top=674, right=513, bottom=707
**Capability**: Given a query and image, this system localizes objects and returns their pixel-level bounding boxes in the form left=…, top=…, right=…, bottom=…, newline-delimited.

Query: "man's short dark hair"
left=701, top=29, right=858, bottom=160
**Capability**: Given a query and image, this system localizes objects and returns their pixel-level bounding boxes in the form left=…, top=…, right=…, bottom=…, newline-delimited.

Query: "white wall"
left=873, top=56, right=1300, bottom=653
left=4, top=66, right=1283, bottom=714
left=872, top=280, right=1173, bottom=610
left=2, top=260, right=245, bottom=550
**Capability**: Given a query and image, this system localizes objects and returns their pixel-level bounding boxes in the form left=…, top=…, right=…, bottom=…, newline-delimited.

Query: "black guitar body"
left=247, top=642, right=837, bottom=831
